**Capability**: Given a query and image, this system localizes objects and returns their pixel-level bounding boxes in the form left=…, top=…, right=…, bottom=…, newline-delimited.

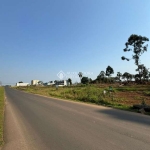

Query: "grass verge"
left=14, top=84, right=150, bottom=115
left=0, top=87, right=4, bottom=146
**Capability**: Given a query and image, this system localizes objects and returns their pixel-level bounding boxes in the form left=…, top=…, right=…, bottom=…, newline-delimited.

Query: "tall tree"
left=117, top=72, right=122, bottom=82
left=134, top=74, right=140, bottom=82
left=122, top=72, right=129, bottom=81
left=99, top=71, right=105, bottom=78
left=81, top=77, right=89, bottom=84
left=97, top=71, right=105, bottom=83
left=67, top=78, right=72, bottom=85
left=38, top=81, right=43, bottom=85
left=78, top=72, right=83, bottom=83
left=121, top=34, right=149, bottom=81
left=136, top=64, right=149, bottom=81
left=106, top=66, right=114, bottom=77
left=122, top=72, right=133, bottom=82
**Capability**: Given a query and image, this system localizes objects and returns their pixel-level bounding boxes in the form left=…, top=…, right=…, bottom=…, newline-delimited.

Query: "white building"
left=55, top=80, right=68, bottom=86
left=16, top=83, right=30, bottom=86
left=48, top=81, right=55, bottom=85
left=31, top=80, right=39, bottom=85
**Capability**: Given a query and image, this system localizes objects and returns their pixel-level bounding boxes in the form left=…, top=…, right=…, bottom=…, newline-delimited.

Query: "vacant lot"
left=0, top=87, right=4, bottom=146
left=15, top=84, right=150, bottom=112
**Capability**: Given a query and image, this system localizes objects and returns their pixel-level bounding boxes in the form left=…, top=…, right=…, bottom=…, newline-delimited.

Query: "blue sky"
left=0, top=0, right=150, bottom=85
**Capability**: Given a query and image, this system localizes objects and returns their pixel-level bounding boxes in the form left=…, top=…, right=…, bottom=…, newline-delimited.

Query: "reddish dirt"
left=115, top=91, right=150, bottom=106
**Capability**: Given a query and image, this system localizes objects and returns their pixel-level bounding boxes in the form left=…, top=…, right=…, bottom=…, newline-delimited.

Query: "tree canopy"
left=81, top=77, right=89, bottom=84
left=67, top=78, right=72, bottom=85
left=78, top=72, right=83, bottom=83
left=106, top=66, right=114, bottom=77
left=117, top=72, right=122, bottom=81
left=122, top=34, right=149, bottom=65
left=121, top=34, right=149, bottom=82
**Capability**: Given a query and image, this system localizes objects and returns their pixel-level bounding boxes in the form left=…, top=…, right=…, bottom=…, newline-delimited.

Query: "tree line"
left=78, top=34, right=150, bottom=84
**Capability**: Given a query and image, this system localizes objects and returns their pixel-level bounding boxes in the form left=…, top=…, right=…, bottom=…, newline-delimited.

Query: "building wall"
left=31, top=80, right=39, bottom=85
left=56, top=80, right=68, bottom=86
left=16, top=83, right=29, bottom=86
left=47, top=81, right=55, bottom=86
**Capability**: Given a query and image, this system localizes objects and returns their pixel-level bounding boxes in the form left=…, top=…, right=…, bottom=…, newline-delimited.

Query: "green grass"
left=15, top=85, right=132, bottom=111
left=0, top=87, right=4, bottom=146
left=15, top=84, right=150, bottom=114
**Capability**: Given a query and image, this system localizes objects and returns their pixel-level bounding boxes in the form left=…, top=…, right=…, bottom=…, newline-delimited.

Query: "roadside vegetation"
left=15, top=84, right=150, bottom=114
left=0, top=87, right=4, bottom=146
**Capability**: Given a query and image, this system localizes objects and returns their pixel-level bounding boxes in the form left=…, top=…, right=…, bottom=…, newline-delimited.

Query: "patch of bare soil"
left=116, top=91, right=150, bottom=106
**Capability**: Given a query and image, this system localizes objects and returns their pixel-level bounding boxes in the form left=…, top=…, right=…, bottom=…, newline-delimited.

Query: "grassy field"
left=0, top=87, right=4, bottom=146
left=15, top=84, right=150, bottom=113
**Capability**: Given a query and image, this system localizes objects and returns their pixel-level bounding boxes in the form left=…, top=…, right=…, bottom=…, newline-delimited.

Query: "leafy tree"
left=134, top=74, right=140, bottom=82
left=99, top=71, right=105, bottom=78
left=97, top=71, right=105, bottom=83
left=122, top=72, right=133, bottom=82
left=78, top=72, right=83, bottom=83
left=121, top=34, right=149, bottom=81
left=38, top=81, right=43, bottom=85
left=81, top=77, right=89, bottom=84
left=19, top=81, right=23, bottom=83
left=136, top=64, right=149, bottom=81
left=67, top=78, right=72, bottom=85
left=142, top=69, right=149, bottom=81
left=117, top=72, right=122, bottom=82
left=122, top=72, right=128, bottom=81
left=128, top=74, right=134, bottom=81
left=106, top=66, right=114, bottom=77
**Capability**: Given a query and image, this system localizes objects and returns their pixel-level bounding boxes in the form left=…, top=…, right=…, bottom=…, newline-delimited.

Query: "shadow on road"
left=96, top=108, right=150, bottom=126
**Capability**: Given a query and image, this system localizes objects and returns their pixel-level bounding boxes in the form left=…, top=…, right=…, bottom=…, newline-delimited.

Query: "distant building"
left=48, top=81, right=55, bottom=85
left=55, top=80, right=68, bottom=86
left=42, top=80, right=69, bottom=86
left=16, top=83, right=30, bottom=86
left=43, top=81, right=55, bottom=86
left=31, top=80, right=39, bottom=85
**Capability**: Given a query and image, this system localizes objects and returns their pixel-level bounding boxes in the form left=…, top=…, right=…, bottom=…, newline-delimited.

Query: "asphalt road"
left=2, top=87, right=150, bottom=150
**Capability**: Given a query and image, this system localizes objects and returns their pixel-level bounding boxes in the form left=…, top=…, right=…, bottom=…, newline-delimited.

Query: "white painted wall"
left=56, top=80, right=68, bottom=86
left=31, top=80, right=39, bottom=85
left=16, top=83, right=29, bottom=86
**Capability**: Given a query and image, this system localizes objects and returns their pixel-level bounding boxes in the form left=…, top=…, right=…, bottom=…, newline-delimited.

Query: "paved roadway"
left=2, top=87, right=150, bottom=150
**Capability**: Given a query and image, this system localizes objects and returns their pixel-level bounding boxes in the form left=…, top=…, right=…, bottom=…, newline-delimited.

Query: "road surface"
left=2, top=87, right=150, bottom=150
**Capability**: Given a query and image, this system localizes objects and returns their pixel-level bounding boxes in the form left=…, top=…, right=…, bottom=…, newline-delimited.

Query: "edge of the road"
left=2, top=87, right=37, bottom=150
left=0, top=89, right=6, bottom=150
left=12, top=87, right=105, bottom=109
